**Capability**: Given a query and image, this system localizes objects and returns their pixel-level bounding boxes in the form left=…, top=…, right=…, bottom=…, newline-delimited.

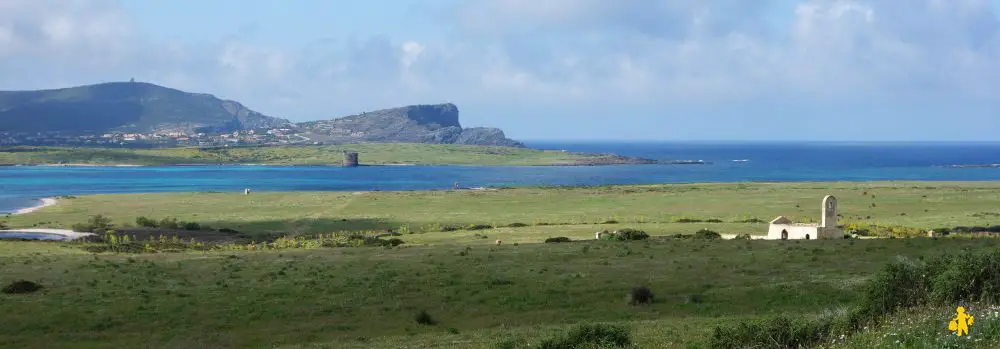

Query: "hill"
left=0, top=82, right=290, bottom=134
left=297, top=103, right=525, bottom=147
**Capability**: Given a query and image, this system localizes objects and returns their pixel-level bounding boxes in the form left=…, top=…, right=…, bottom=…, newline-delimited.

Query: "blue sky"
left=1, top=0, right=998, bottom=141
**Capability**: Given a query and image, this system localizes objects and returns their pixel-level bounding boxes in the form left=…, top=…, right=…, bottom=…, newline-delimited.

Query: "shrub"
left=384, top=238, right=405, bottom=247
left=218, top=228, right=239, bottom=234
left=675, top=218, right=703, bottom=223
left=506, top=222, right=529, bottom=228
left=539, top=323, right=631, bottom=349
left=440, top=225, right=460, bottom=232
left=71, top=214, right=113, bottom=233
left=545, top=237, right=572, bottom=243
left=614, top=228, right=649, bottom=241
left=705, top=218, right=724, bottom=223
left=707, top=316, right=831, bottom=349
left=157, top=217, right=180, bottom=230
left=601, top=219, right=619, bottom=224
left=466, top=224, right=493, bottom=231
left=629, top=286, right=654, bottom=305
left=135, top=216, right=158, bottom=228
left=733, top=233, right=752, bottom=240
left=693, top=229, right=722, bottom=240
left=414, top=310, right=436, bottom=325
left=182, top=222, right=201, bottom=231
left=855, top=259, right=931, bottom=321
left=1, top=280, right=43, bottom=294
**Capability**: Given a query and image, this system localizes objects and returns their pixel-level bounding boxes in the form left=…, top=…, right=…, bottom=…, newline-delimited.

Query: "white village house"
left=766, top=195, right=843, bottom=240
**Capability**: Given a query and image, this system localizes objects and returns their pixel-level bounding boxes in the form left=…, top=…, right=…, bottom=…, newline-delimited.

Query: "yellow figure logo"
left=948, top=306, right=974, bottom=336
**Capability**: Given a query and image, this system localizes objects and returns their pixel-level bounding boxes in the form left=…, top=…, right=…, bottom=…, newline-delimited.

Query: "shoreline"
left=10, top=198, right=58, bottom=215
left=0, top=228, right=94, bottom=240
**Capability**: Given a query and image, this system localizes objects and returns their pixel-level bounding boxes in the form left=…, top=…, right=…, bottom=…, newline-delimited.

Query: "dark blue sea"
left=3, top=142, right=1000, bottom=213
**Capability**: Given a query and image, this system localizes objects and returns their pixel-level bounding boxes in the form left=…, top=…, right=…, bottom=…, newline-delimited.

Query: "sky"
left=0, top=0, right=998, bottom=141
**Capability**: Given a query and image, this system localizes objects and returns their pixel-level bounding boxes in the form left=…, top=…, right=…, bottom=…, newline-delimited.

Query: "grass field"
left=1, top=237, right=998, bottom=348
left=0, top=144, right=614, bottom=166
left=3, top=181, right=1000, bottom=348
left=7, top=181, right=1000, bottom=242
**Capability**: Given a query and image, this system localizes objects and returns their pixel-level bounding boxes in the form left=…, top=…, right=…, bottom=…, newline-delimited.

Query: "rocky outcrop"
left=297, top=103, right=525, bottom=148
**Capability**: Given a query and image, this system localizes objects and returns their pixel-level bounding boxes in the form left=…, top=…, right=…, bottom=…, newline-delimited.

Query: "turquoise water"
left=2, top=142, right=999, bottom=213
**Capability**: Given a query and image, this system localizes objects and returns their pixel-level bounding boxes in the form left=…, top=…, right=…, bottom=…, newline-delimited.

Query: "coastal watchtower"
left=343, top=151, right=359, bottom=167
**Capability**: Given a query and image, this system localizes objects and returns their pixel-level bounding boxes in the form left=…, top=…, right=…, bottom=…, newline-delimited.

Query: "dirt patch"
left=2, top=280, right=43, bottom=294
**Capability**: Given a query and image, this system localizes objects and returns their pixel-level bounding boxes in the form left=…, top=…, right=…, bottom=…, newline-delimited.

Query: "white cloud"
left=0, top=0, right=997, bottom=139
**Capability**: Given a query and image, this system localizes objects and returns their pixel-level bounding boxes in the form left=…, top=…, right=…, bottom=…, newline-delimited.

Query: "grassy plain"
left=3, top=181, right=1000, bottom=348
left=7, top=181, right=1000, bottom=241
left=0, top=144, right=602, bottom=166
left=1, top=238, right=999, bottom=348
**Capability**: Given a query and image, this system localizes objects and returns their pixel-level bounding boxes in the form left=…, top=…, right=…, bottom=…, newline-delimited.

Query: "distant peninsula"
left=0, top=81, right=674, bottom=166
left=0, top=82, right=521, bottom=148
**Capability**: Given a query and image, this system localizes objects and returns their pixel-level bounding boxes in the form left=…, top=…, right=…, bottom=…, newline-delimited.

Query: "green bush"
left=707, top=316, right=831, bottom=349
left=674, top=218, right=703, bottom=223
left=693, top=229, right=722, bottom=240
left=733, top=234, right=752, bottom=240
left=539, top=323, right=631, bottom=349
left=545, top=237, right=572, bottom=243
left=158, top=217, right=180, bottom=230
left=506, top=222, right=529, bottom=228
left=135, top=216, right=158, bottom=228
left=466, top=224, right=493, bottom=231
left=618, top=228, right=649, bottom=240
left=181, top=222, right=201, bottom=231
left=71, top=215, right=113, bottom=233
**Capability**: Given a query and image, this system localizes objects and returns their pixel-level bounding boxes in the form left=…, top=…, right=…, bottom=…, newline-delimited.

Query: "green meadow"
left=3, top=181, right=1000, bottom=348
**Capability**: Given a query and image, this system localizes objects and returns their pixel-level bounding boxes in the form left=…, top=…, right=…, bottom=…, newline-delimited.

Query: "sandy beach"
left=0, top=228, right=94, bottom=240
left=12, top=197, right=58, bottom=215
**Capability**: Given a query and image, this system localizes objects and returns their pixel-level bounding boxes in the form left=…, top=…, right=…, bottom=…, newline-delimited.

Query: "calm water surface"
left=2, top=142, right=1000, bottom=213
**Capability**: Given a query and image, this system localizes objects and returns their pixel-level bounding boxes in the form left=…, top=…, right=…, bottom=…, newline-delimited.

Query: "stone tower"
left=821, top=195, right=837, bottom=228
left=343, top=151, right=359, bottom=167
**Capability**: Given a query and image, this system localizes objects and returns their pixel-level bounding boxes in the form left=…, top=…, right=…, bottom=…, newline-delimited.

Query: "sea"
left=2, top=141, right=1000, bottom=214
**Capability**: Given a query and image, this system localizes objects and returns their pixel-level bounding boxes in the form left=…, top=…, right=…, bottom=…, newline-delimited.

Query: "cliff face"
left=297, top=103, right=525, bottom=147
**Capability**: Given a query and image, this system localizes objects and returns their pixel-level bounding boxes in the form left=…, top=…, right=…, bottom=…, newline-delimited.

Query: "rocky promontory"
left=297, top=103, right=525, bottom=148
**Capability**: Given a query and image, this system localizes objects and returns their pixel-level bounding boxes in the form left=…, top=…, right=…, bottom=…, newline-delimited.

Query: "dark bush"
left=440, top=225, right=460, bottom=232
left=733, top=234, right=752, bottom=240
left=614, top=228, right=649, bottom=241
left=705, top=218, right=724, bottom=223
left=506, top=222, right=529, bottom=228
left=218, top=228, right=239, bottom=234
left=158, top=217, right=180, bottom=230
left=675, top=218, right=703, bottom=223
left=707, top=316, right=831, bottom=349
left=630, top=286, right=654, bottom=305
left=414, top=310, right=436, bottom=325
left=693, top=229, right=722, bottom=240
left=544, top=237, right=572, bottom=243
left=466, top=224, right=493, bottom=231
left=384, top=238, right=405, bottom=247
left=601, top=219, right=619, bottom=224
left=2, top=280, right=43, bottom=294
left=182, top=222, right=201, bottom=231
left=135, top=216, right=158, bottom=228
left=71, top=215, right=114, bottom=233
left=740, top=217, right=766, bottom=223
left=539, top=323, right=631, bottom=349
